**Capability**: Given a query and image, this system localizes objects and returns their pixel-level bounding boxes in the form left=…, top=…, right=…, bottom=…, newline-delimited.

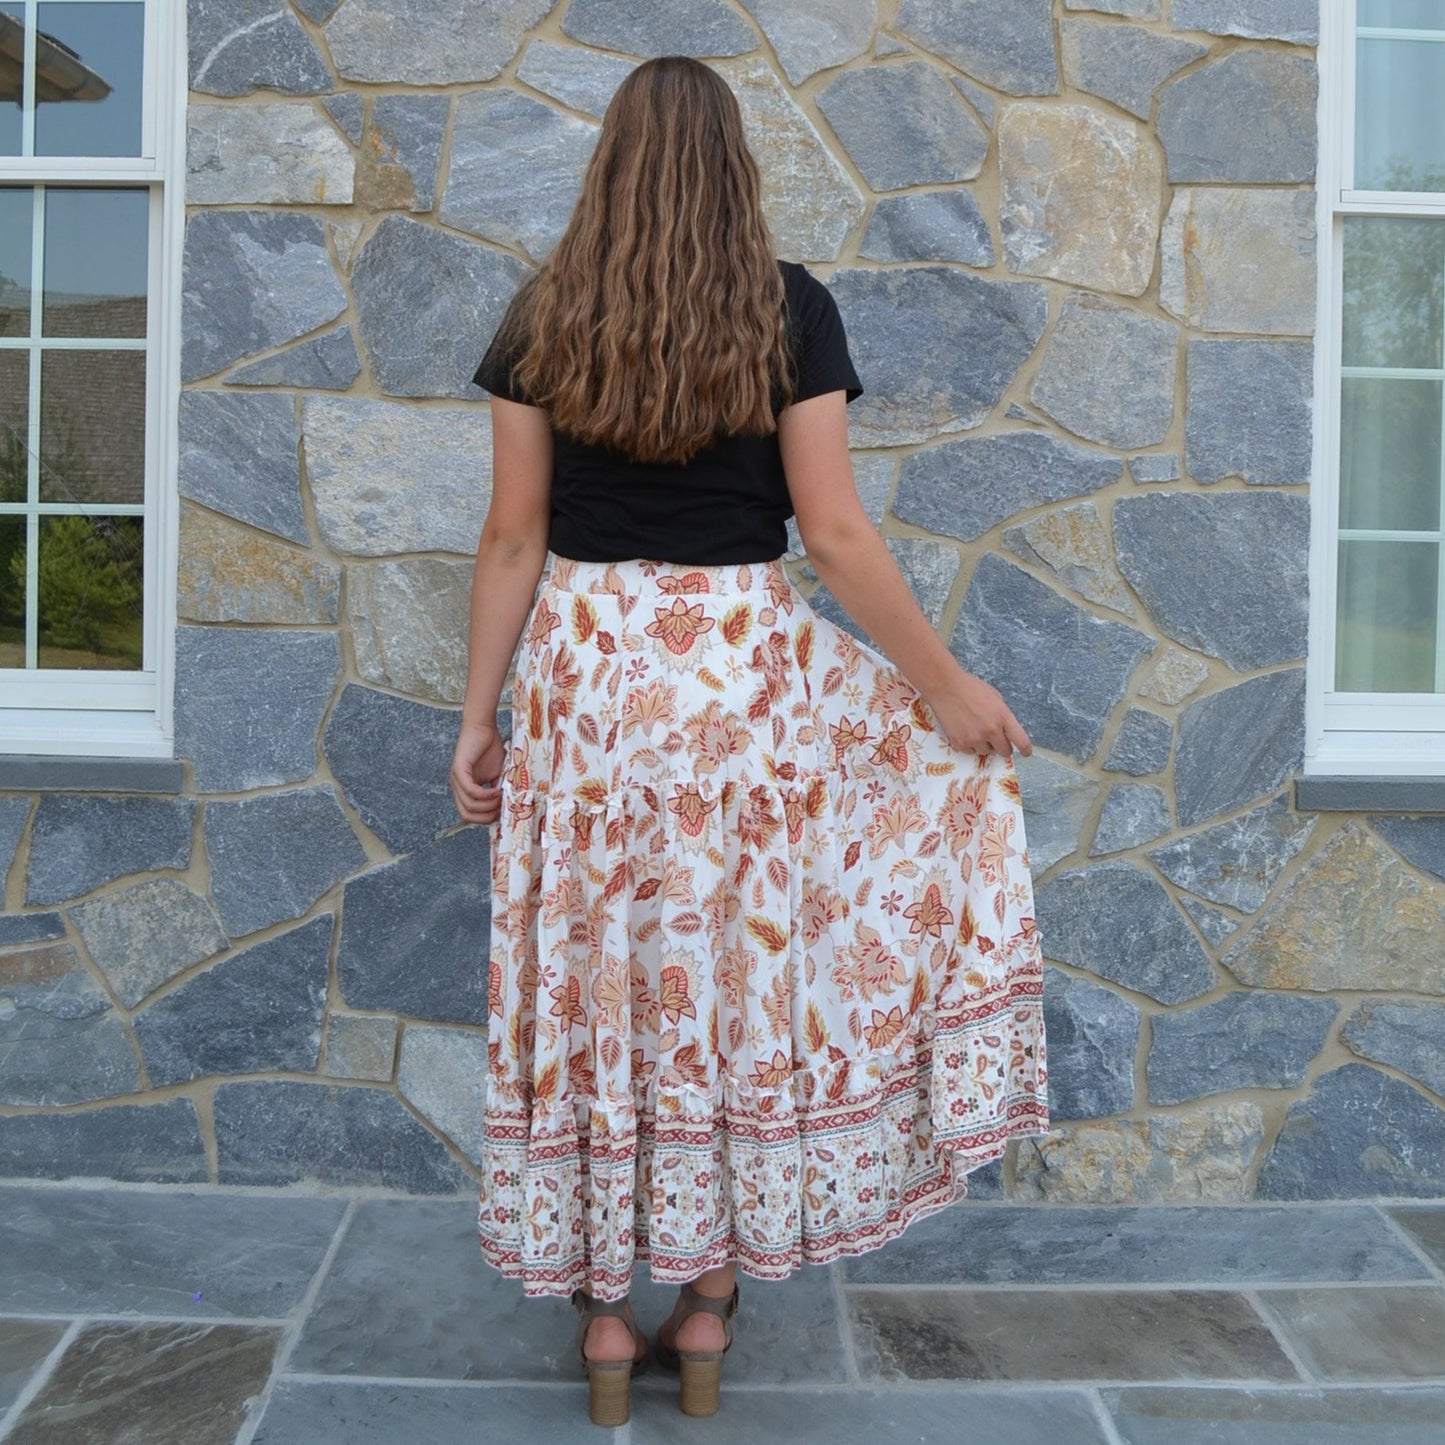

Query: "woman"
left=451, top=54, right=1050, bottom=1427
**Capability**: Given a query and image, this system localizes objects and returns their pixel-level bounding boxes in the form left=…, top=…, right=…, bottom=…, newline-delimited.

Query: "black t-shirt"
left=470, top=259, right=863, bottom=564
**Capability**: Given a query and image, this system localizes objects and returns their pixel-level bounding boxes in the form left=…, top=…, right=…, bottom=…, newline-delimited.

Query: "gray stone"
left=1063, top=0, right=1160, bottom=14
left=1161, top=189, right=1316, bottom=335
left=1146, top=796, right=1316, bottom=913
left=0, top=1098, right=207, bottom=1183
left=1041, top=965, right=1139, bottom=1118
left=832, top=267, right=1048, bottom=447
left=886, top=537, right=960, bottom=628
left=1370, top=815, right=1445, bottom=883
left=1177, top=894, right=1242, bottom=947
left=70, top=877, right=229, bottom=1009
left=895, top=0, right=1059, bottom=95
left=1148, top=991, right=1337, bottom=1105
left=350, top=215, right=531, bottom=399
left=182, top=209, right=346, bottom=381
left=890, top=430, right=1115, bottom=543
left=225, top=326, right=361, bottom=390
left=134, top=915, right=329, bottom=1086
left=1157, top=49, right=1318, bottom=183
left=303, top=396, right=494, bottom=554
left=1029, top=292, right=1176, bottom=448
left=999, top=102, right=1162, bottom=297
left=325, top=0, right=551, bottom=84
left=1256, top=1064, right=1445, bottom=1200
left=0, top=794, right=28, bottom=881
left=0, top=913, right=64, bottom=947
left=859, top=191, right=993, bottom=265
left=1001, top=501, right=1138, bottom=619
left=174, top=626, right=340, bottom=793
left=177, top=504, right=341, bottom=624
left=337, top=827, right=491, bottom=1025
left=397, top=1025, right=489, bottom=1164
left=1059, top=20, right=1208, bottom=121
left=1174, top=669, right=1306, bottom=827
left=1138, top=645, right=1210, bottom=705
left=1091, top=783, right=1173, bottom=855
left=187, top=102, right=354, bottom=204
left=1014, top=753, right=1102, bottom=873
left=1259, top=1285, right=1445, bottom=1384
left=324, top=1013, right=398, bottom=1081
left=951, top=554, right=1156, bottom=764
left=205, top=786, right=367, bottom=938
left=739, top=0, right=875, bottom=84
left=25, top=794, right=194, bottom=905
left=1115, top=488, right=1312, bottom=667
left=328, top=217, right=364, bottom=268
left=363, top=95, right=448, bottom=211
left=189, top=0, right=332, bottom=96
left=516, top=41, right=637, bottom=119
left=562, top=0, right=756, bottom=58
left=874, top=34, right=912, bottom=60
left=1186, top=338, right=1314, bottom=485
left=1129, top=453, right=1180, bottom=483
left=718, top=59, right=867, bottom=262
left=1341, top=999, right=1445, bottom=1099
left=323, top=91, right=362, bottom=143
left=213, top=1080, right=469, bottom=1191
left=1034, top=860, right=1216, bottom=1004
left=323, top=685, right=469, bottom=856
left=1173, top=0, right=1319, bottom=43
left=346, top=557, right=473, bottom=703
left=0, top=941, right=139, bottom=1104
left=817, top=62, right=988, bottom=191
left=178, top=390, right=307, bottom=544
left=949, top=73, right=995, bottom=125
left=1103, top=708, right=1172, bottom=775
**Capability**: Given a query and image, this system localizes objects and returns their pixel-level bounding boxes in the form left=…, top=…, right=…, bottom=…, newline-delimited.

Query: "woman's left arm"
left=450, top=397, right=553, bottom=826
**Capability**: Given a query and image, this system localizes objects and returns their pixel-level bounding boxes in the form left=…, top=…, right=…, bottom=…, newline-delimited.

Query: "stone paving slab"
left=1384, top=1205, right=1445, bottom=1272
left=1101, top=1384, right=1445, bottom=1444
left=0, top=1187, right=347, bottom=1319
left=839, top=1203, right=1435, bottom=1285
left=0, top=1325, right=63, bottom=1412
left=848, top=1287, right=1299, bottom=1383
left=1254, top=1285, right=1445, bottom=1381
left=3, top=1322, right=280, bottom=1445
left=253, top=1380, right=1112, bottom=1444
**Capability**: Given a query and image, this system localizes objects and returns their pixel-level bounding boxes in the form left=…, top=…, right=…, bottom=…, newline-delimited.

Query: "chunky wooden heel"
left=678, top=1352, right=725, bottom=1416
left=571, top=1290, right=650, bottom=1428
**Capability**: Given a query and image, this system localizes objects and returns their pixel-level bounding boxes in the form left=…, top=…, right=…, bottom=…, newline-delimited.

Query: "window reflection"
left=43, top=189, right=147, bottom=338
left=39, top=348, right=145, bottom=506
left=35, top=511, right=143, bottom=669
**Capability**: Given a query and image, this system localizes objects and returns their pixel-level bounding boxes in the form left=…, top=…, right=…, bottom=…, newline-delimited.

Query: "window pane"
left=32, top=3, right=144, bottom=158
left=1355, top=35, right=1445, bottom=191
left=38, top=348, right=145, bottom=504
left=43, top=188, right=147, bottom=338
left=0, top=186, right=31, bottom=336
left=1359, top=2, right=1445, bottom=28
left=1340, top=377, right=1442, bottom=532
left=35, top=511, right=142, bottom=669
left=0, top=6, right=23, bottom=157
left=0, top=515, right=22, bottom=666
left=1341, top=215, right=1444, bottom=370
left=0, top=349, right=27, bottom=501
left=1336, top=539, right=1438, bottom=692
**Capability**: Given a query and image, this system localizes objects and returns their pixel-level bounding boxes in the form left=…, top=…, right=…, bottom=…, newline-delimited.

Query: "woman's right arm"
left=778, top=390, right=1032, bottom=764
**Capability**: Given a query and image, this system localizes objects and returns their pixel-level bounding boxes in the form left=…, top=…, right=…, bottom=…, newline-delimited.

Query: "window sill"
left=0, top=755, right=184, bottom=794
left=1294, top=775, right=1445, bottom=813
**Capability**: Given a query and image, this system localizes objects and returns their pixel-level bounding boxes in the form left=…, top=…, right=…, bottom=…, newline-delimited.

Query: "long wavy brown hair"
left=492, top=55, right=794, bottom=464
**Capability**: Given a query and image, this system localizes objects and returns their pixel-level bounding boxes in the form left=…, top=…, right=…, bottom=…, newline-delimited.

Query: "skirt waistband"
left=544, top=552, right=790, bottom=596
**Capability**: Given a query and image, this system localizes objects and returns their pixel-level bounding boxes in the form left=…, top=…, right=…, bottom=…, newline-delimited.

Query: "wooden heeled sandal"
left=654, top=1280, right=740, bottom=1417
left=571, top=1290, right=650, bottom=1427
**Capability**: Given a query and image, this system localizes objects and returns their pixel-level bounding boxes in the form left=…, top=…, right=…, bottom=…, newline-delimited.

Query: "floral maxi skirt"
left=477, top=553, right=1051, bottom=1300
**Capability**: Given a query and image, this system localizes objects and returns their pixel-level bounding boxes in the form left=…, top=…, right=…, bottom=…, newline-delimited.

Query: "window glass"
left=1336, top=538, right=1438, bottom=692
left=0, top=515, right=22, bottom=666
left=35, top=511, right=143, bottom=669
left=38, top=347, right=145, bottom=505
left=0, top=6, right=24, bottom=157
left=1355, top=7, right=1445, bottom=190
left=42, top=188, right=147, bottom=337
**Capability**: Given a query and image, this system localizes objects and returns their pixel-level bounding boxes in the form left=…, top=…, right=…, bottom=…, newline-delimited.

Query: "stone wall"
left=2, top=0, right=1443, bottom=1201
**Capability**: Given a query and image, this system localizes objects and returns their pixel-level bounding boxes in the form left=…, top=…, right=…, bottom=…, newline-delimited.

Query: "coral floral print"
left=478, top=554, right=1050, bottom=1300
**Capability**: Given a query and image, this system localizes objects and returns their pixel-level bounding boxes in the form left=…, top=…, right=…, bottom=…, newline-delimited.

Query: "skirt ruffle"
left=478, top=553, right=1050, bottom=1299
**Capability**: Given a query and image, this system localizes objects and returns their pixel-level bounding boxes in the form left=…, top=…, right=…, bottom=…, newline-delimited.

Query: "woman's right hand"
left=924, top=668, right=1032, bottom=765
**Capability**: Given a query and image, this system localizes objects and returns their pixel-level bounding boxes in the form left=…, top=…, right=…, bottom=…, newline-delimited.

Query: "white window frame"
left=1307, top=0, right=1445, bottom=775
left=0, top=0, right=182, bottom=758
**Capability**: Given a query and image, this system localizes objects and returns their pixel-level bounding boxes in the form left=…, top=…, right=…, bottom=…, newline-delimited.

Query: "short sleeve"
left=472, top=295, right=537, bottom=404
left=785, top=262, right=864, bottom=406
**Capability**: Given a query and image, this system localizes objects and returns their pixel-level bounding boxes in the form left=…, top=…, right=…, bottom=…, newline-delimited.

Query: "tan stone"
left=998, top=101, right=1162, bottom=297
left=346, top=556, right=473, bottom=704
left=1222, top=820, right=1445, bottom=994
left=1011, top=1099, right=1263, bottom=1202
left=178, top=503, right=340, bottom=624
left=714, top=57, right=865, bottom=262
left=1161, top=188, right=1316, bottom=335
left=1138, top=646, right=1210, bottom=705
left=1001, top=501, right=1138, bottom=619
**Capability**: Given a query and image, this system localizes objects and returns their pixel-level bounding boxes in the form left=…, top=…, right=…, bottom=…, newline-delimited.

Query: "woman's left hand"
left=451, top=721, right=506, bottom=825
